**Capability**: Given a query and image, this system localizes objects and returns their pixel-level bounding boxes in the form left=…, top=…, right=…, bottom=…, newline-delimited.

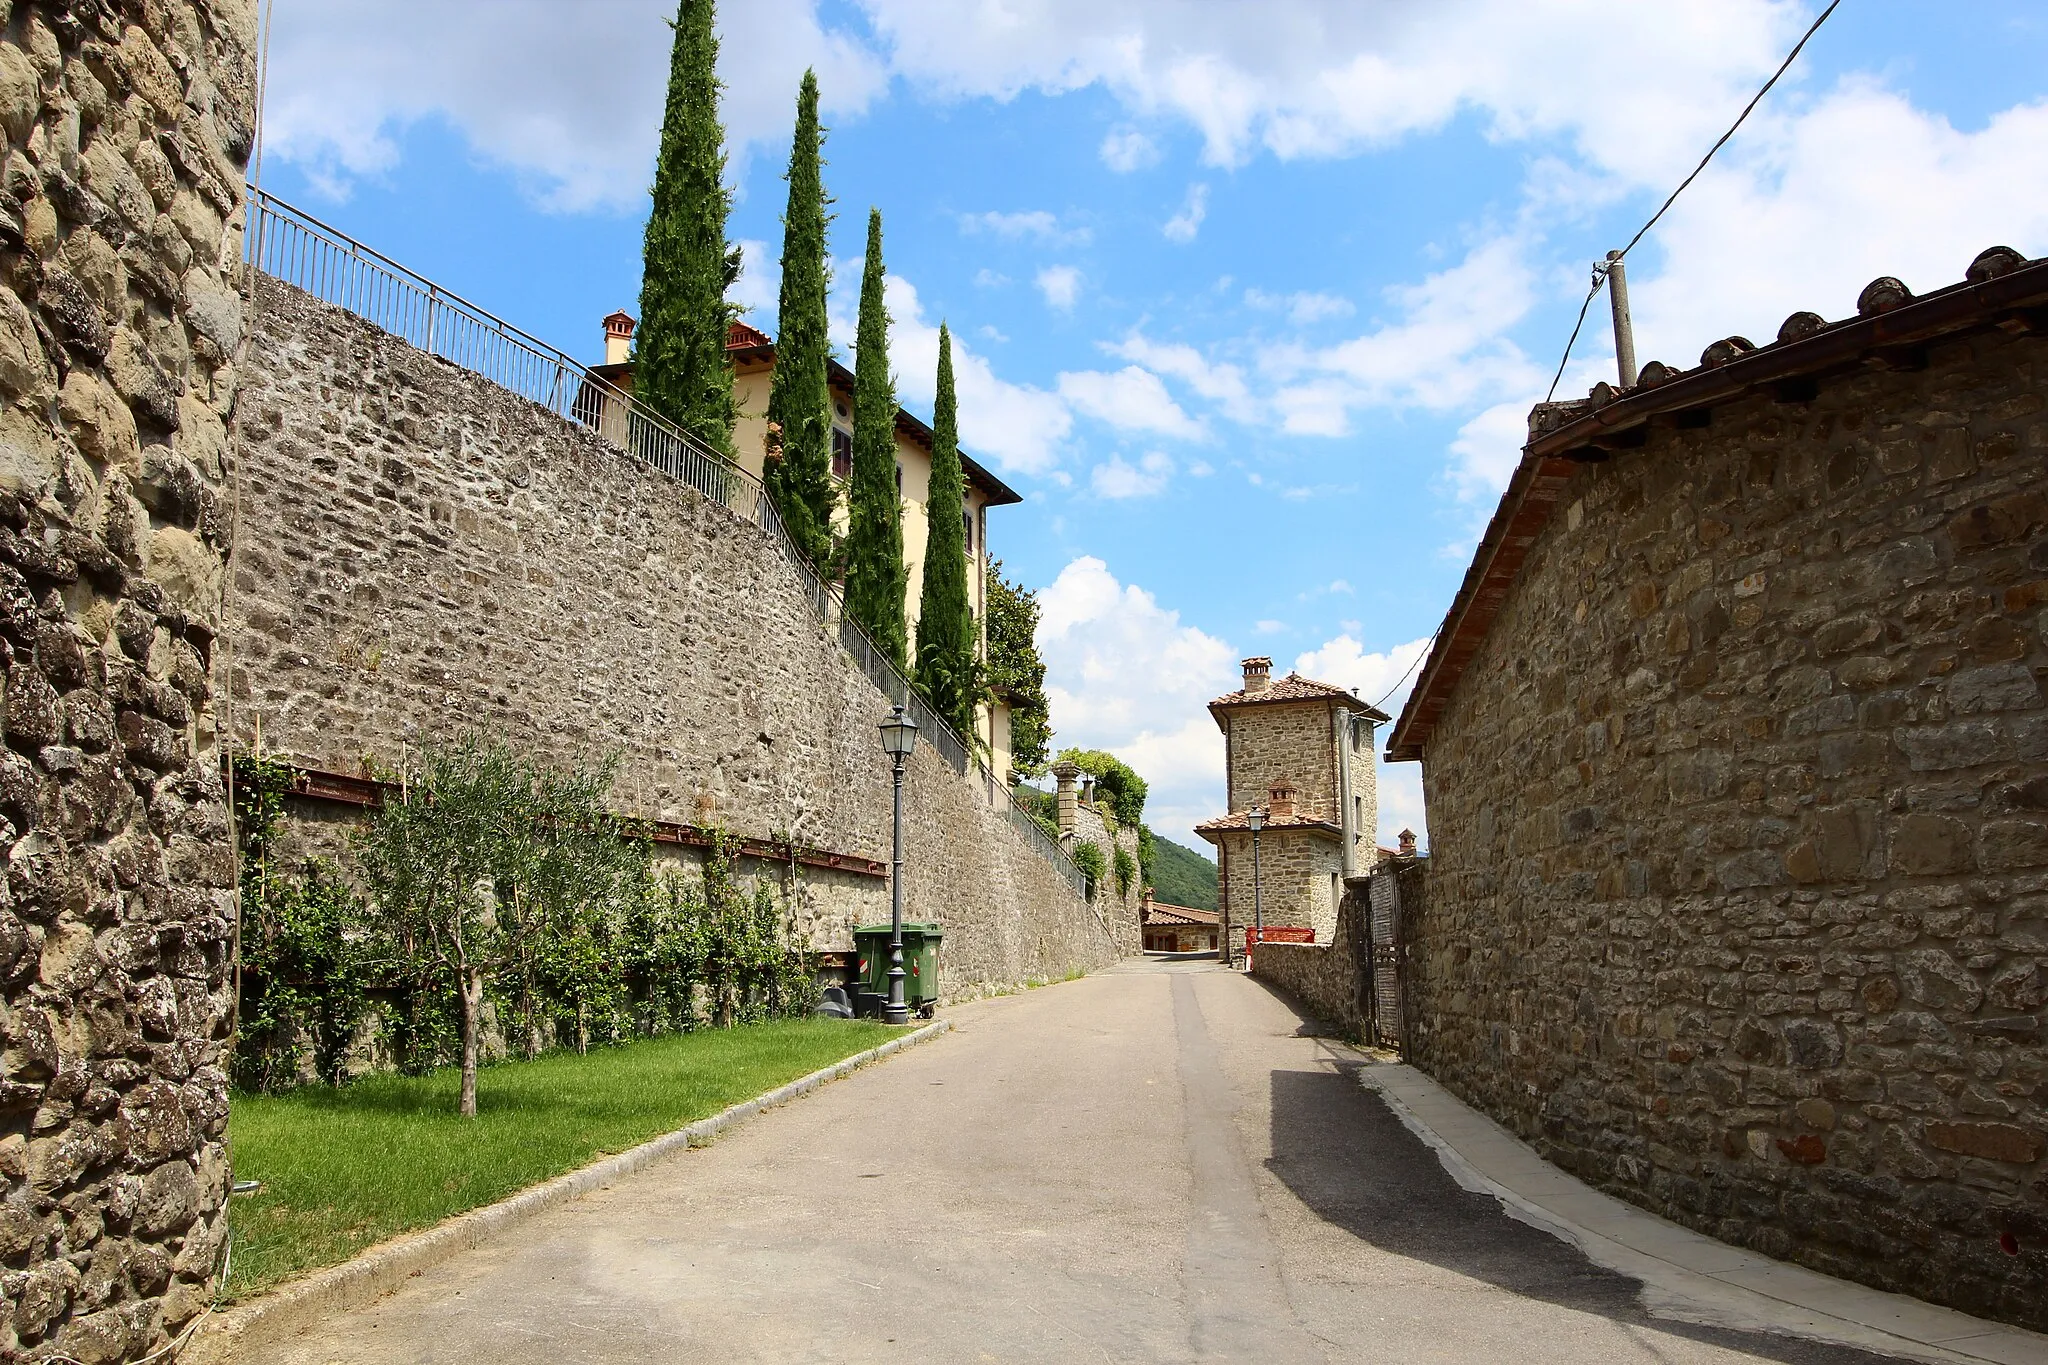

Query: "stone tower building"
left=1197, top=657, right=1387, bottom=957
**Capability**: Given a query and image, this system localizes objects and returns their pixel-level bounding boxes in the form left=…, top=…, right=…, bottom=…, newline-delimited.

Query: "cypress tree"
left=915, top=323, right=976, bottom=736
left=763, top=70, right=835, bottom=565
left=636, top=0, right=740, bottom=455
left=843, top=209, right=908, bottom=667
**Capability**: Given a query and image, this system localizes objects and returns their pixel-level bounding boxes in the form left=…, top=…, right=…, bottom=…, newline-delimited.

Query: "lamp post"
left=1246, top=804, right=1266, bottom=970
left=877, top=704, right=918, bottom=1026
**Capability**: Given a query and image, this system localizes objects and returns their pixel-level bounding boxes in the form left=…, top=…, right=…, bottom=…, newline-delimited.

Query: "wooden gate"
left=1367, top=872, right=1403, bottom=1049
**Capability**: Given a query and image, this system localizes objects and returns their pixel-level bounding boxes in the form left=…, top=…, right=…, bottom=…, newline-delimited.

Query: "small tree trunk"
left=459, top=967, right=483, bottom=1119
left=577, top=1001, right=588, bottom=1056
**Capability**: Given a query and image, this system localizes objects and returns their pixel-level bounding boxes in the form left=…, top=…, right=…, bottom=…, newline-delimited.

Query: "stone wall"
left=1250, top=874, right=1368, bottom=1038
left=1408, top=321, right=2047, bottom=1327
left=0, top=2, right=253, bottom=1360
left=230, top=277, right=1134, bottom=997
left=1068, top=797, right=1141, bottom=928
left=1216, top=827, right=1343, bottom=949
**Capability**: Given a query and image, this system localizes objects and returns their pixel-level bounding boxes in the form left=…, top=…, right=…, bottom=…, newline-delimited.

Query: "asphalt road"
left=249, top=958, right=1910, bottom=1364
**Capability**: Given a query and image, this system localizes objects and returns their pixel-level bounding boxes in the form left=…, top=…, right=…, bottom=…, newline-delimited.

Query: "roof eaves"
left=1385, top=249, right=2048, bottom=764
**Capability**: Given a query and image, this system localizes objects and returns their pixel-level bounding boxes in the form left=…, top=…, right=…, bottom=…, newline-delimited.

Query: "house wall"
left=230, top=278, right=1134, bottom=993
left=731, top=359, right=992, bottom=658
left=1407, top=321, right=2048, bottom=1329
left=1214, top=827, right=1343, bottom=949
left=0, top=3, right=254, bottom=1360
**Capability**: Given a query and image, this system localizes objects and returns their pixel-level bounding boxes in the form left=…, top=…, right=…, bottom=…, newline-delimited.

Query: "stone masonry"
left=1249, top=874, right=1370, bottom=1039
left=1389, top=254, right=2048, bottom=1329
left=1201, top=657, right=1385, bottom=955
left=0, top=2, right=253, bottom=1360
left=230, top=278, right=1134, bottom=996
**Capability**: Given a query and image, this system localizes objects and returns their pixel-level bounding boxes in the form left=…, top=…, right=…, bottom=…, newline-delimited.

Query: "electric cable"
left=1543, top=0, right=1842, bottom=401
left=1370, top=627, right=1438, bottom=712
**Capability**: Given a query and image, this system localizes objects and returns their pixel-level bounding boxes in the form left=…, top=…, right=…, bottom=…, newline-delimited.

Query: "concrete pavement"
left=241, top=959, right=1938, bottom=1364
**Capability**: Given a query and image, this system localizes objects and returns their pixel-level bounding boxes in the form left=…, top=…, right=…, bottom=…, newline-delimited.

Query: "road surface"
left=247, top=958, right=1910, bottom=1364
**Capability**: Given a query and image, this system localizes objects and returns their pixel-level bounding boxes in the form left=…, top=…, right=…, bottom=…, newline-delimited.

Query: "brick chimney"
left=1398, top=828, right=1417, bottom=856
left=603, top=309, right=636, bottom=366
left=1267, top=782, right=1296, bottom=819
left=1140, top=886, right=1154, bottom=916
left=1051, top=760, right=1082, bottom=846
left=1241, top=656, right=1272, bottom=693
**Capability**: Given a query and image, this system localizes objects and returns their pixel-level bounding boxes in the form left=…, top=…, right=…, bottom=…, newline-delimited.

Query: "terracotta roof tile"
left=1144, top=903, right=1220, bottom=926
left=1209, top=672, right=1392, bottom=720
left=1193, top=810, right=1342, bottom=838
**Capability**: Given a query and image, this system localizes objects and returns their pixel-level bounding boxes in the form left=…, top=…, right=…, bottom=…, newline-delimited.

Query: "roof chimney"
left=1398, top=828, right=1417, bottom=857
left=603, top=309, right=636, bottom=366
left=1242, top=657, right=1272, bottom=693
left=1267, top=782, right=1296, bottom=819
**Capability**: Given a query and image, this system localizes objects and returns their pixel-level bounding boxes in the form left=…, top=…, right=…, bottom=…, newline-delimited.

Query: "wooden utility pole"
left=1606, top=249, right=1638, bottom=387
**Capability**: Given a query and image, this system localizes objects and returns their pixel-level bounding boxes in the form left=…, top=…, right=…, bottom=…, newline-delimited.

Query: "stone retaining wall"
left=0, top=3, right=254, bottom=1359
left=229, top=277, right=1134, bottom=996
left=1407, top=318, right=2047, bottom=1328
left=1249, top=874, right=1368, bottom=1038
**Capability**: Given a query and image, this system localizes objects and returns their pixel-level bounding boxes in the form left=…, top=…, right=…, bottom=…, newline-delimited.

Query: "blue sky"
left=260, top=0, right=2048, bottom=850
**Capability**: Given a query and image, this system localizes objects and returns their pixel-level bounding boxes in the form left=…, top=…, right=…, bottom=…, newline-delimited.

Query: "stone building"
left=585, top=313, right=1025, bottom=776
left=1385, top=247, right=2048, bottom=1329
left=1197, top=657, right=1386, bottom=958
left=0, top=2, right=254, bottom=1359
left=1139, top=891, right=1219, bottom=954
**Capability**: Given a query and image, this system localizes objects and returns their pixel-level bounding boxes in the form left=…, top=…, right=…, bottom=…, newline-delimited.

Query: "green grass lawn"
left=224, top=1018, right=900, bottom=1298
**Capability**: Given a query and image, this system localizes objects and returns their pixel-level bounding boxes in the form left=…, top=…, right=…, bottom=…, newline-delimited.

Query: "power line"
left=1371, top=628, right=1438, bottom=712
left=1543, top=0, right=1843, bottom=402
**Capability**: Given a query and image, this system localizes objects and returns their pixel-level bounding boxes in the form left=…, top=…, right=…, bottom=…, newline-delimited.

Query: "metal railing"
left=244, top=188, right=1086, bottom=898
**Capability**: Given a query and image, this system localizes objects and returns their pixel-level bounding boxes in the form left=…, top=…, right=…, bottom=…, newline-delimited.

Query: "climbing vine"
left=1070, top=840, right=1106, bottom=902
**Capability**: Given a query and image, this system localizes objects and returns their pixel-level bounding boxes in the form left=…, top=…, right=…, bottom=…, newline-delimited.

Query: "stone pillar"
left=0, top=6, right=255, bottom=1361
left=1051, top=760, right=1081, bottom=846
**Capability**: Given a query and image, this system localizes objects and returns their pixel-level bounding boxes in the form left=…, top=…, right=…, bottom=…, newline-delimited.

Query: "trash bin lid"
left=855, top=922, right=943, bottom=936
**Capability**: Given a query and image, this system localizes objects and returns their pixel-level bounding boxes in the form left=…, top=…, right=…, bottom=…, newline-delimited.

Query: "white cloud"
left=1099, top=126, right=1160, bottom=172
left=959, top=209, right=1092, bottom=244
left=1266, top=236, right=1543, bottom=436
left=1037, top=557, right=1239, bottom=847
left=972, top=268, right=1011, bottom=288
left=1056, top=366, right=1204, bottom=438
left=266, top=0, right=887, bottom=211
left=1253, top=619, right=1288, bottom=635
left=1293, top=633, right=1435, bottom=846
left=1163, top=183, right=1209, bottom=242
left=1035, top=264, right=1083, bottom=310
left=1245, top=288, right=1356, bottom=326
left=858, top=274, right=1072, bottom=475
left=1187, top=460, right=1215, bottom=477
left=859, top=0, right=1801, bottom=184
left=1105, top=332, right=1258, bottom=424
left=728, top=237, right=778, bottom=318
left=1090, top=451, right=1175, bottom=499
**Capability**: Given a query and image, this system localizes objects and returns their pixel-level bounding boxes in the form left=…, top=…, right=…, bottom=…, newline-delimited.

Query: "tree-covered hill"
left=1147, top=834, right=1217, bottom=911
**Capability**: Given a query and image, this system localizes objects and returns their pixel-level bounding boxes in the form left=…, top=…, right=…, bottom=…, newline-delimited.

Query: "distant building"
left=1196, top=656, right=1388, bottom=959
left=582, top=313, right=1025, bottom=773
left=1140, top=889, right=1220, bottom=953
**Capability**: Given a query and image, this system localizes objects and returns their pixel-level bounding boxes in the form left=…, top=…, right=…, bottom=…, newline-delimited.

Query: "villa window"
left=963, top=507, right=974, bottom=554
left=831, top=428, right=852, bottom=480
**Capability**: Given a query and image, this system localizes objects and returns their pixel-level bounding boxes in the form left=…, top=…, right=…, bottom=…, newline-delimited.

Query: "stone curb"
left=1350, top=1059, right=2048, bottom=1365
left=185, top=1020, right=952, bottom=1365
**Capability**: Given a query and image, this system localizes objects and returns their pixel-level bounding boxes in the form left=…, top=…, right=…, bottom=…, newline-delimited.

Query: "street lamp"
left=1246, top=804, right=1266, bottom=970
left=877, top=704, right=918, bottom=1025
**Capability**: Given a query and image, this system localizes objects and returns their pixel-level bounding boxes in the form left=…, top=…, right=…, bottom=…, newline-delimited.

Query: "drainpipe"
left=1336, top=706, right=1356, bottom=877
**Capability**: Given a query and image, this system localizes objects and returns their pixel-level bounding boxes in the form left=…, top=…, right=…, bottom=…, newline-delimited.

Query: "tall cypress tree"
left=636, top=0, right=740, bottom=455
left=843, top=209, right=908, bottom=667
left=763, top=70, right=834, bottom=565
left=915, top=324, right=976, bottom=736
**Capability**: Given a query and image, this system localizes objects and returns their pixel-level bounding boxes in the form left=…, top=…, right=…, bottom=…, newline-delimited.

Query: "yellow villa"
left=586, top=311, right=1025, bottom=776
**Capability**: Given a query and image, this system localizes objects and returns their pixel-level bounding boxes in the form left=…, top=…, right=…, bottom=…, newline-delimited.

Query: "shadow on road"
left=1263, top=1054, right=1908, bottom=1363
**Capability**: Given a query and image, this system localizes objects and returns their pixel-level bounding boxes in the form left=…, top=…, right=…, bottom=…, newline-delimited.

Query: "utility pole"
left=1606, top=249, right=1637, bottom=388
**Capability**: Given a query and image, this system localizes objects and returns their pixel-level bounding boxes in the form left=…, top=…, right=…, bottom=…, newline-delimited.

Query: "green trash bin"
left=853, top=922, right=943, bottom=1016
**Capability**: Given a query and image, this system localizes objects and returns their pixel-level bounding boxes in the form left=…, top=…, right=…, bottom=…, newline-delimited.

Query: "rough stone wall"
left=1343, top=712, right=1379, bottom=870
left=1068, top=798, right=1141, bottom=927
left=1409, top=322, right=2048, bottom=1327
left=1250, top=874, right=1368, bottom=1037
left=1215, top=827, right=1343, bottom=949
left=231, top=278, right=1133, bottom=996
left=0, top=2, right=253, bottom=1360
left=1225, top=700, right=1338, bottom=819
